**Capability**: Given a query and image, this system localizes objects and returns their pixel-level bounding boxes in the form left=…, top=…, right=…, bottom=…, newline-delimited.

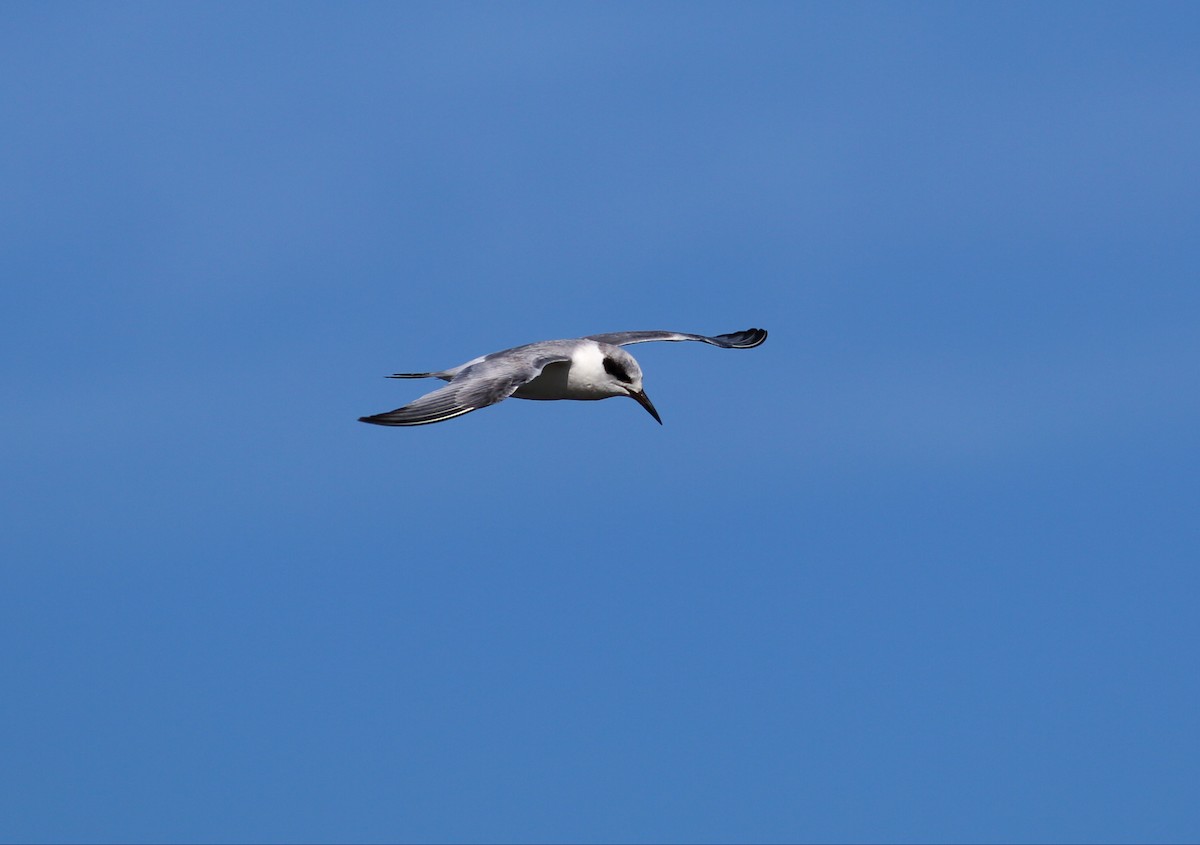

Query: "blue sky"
left=2, top=3, right=1198, bottom=842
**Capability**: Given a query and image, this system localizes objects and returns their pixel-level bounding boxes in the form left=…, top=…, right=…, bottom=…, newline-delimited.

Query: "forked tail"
left=387, top=371, right=455, bottom=381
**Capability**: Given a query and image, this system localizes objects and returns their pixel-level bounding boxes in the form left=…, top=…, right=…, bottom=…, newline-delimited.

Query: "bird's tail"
left=387, top=371, right=454, bottom=381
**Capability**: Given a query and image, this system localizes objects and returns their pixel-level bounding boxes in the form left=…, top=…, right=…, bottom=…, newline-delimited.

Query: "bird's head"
left=600, top=347, right=661, bottom=424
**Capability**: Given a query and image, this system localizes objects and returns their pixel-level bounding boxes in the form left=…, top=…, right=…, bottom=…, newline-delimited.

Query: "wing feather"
left=359, top=351, right=571, bottom=426
left=583, top=328, right=767, bottom=349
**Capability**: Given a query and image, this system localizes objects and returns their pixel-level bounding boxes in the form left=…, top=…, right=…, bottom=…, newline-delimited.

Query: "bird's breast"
left=513, top=362, right=572, bottom=400
left=512, top=352, right=620, bottom=401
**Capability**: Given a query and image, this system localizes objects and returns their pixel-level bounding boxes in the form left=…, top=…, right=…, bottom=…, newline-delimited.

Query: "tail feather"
left=387, top=371, right=452, bottom=380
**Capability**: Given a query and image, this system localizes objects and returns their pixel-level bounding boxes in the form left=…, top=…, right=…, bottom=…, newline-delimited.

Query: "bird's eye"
left=603, top=357, right=632, bottom=382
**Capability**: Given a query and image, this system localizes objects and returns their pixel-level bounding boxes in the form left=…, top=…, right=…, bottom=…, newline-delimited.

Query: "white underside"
left=513, top=343, right=627, bottom=400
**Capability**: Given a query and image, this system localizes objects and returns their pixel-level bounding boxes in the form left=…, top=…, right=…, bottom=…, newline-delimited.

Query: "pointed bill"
left=631, top=389, right=663, bottom=425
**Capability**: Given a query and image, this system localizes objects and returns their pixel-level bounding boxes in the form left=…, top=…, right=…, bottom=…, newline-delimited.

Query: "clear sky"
left=2, top=3, right=1198, bottom=843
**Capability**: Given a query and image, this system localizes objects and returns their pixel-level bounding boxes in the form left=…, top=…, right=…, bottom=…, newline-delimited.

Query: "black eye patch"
left=603, top=357, right=632, bottom=382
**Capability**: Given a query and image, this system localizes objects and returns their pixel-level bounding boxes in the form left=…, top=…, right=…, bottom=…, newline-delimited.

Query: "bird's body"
left=510, top=341, right=612, bottom=401
left=359, top=328, right=767, bottom=427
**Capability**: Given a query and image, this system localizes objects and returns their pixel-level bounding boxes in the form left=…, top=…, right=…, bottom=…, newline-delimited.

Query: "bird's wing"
left=583, top=328, right=767, bottom=349
left=359, top=350, right=571, bottom=426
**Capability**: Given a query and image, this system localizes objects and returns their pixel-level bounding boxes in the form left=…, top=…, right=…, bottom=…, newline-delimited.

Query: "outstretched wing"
left=583, top=328, right=767, bottom=349
left=359, top=350, right=571, bottom=426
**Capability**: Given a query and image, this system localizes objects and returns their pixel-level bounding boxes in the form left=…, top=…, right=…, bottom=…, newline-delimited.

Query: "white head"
left=599, top=346, right=662, bottom=424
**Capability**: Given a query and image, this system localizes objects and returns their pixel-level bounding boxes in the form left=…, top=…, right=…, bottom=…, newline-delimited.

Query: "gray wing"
left=359, top=350, right=571, bottom=426
left=583, top=327, right=767, bottom=349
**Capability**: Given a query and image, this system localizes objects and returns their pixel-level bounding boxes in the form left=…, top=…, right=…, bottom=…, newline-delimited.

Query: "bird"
left=358, top=327, right=768, bottom=427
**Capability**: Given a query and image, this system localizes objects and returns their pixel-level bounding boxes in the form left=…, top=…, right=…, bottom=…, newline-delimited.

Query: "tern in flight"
left=358, top=327, right=768, bottom=427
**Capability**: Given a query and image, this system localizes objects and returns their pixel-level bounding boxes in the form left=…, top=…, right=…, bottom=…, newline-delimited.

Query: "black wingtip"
left=725, top=327, right=768, bottom=348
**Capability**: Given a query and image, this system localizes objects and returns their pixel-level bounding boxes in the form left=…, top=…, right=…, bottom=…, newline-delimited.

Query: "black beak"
left=631, top=389, right=662, bottom=425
